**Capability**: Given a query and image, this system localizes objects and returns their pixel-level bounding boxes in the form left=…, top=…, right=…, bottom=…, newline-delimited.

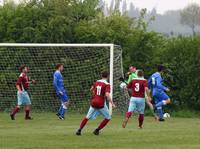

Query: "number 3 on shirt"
left=135, top=83, right=140, bottom=92
left=96, top=86, right=102, bottom=95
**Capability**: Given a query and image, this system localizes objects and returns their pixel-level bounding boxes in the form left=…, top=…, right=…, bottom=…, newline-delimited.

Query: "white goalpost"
left=0, top=43, right=128, bottom=114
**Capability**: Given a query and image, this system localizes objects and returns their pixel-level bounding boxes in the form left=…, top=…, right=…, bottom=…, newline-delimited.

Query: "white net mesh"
left=0, top=44, right=129, bottom=113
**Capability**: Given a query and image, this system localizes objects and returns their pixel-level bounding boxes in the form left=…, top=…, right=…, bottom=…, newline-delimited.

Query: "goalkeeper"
left=120, top=66, right=158, bottom=120
left=126, top=66, right=137, bottom=84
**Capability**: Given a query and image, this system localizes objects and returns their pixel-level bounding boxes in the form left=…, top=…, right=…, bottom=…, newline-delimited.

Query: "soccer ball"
left=163, top=113, right=170, bottom=118
left=119, top=82, right=127, bottom=89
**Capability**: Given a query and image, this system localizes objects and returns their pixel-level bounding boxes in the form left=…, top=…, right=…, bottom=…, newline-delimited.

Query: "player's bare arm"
left=105, top=92, right=116, bottom=108
left=28, top=80, right=36, bottom=84
left=16, top=85, right=22, bottom=94
left=145, top=87, right=152, bottom=101
left=90, top=86, right=93, bottom=91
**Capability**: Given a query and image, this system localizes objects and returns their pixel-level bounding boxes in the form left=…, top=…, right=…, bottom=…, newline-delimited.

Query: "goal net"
left=0, top=44, right=129, bottom=113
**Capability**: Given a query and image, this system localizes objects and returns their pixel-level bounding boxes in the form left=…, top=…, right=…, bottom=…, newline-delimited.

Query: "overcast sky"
left=107, top=0, right=200, bottom=14
left=1, top=0, right=200, bottom=14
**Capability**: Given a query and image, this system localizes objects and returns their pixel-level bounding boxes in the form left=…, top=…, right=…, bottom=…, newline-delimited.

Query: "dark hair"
left=157, top=65, right=165, bottom=72
left=19, top=64, right=26, bottom=72
left=137, top=70, right=144, bottom=77
left=56, top=64, right=63, bottom=70
left=101, top=71, right=109, bottom=78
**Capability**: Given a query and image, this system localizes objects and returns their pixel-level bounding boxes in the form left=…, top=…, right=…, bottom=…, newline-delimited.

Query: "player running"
left=148, top=65, right=171, bottom=121
left=76, top=71, right=115, bottom=136
left=10, top=65, right=35, bottom=120
left=120, top=66, right=158, bottom=120
left=53, top=64, right=69, bottom=120
left=122, top=70, right=151, bottom=128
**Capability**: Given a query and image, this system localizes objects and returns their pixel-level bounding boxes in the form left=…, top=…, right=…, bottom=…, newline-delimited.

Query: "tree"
left=161, top=36, right=200, bottom=110
left=121, top=0, right=127, bottom=14
left=180, top=3, right=200, bottom=35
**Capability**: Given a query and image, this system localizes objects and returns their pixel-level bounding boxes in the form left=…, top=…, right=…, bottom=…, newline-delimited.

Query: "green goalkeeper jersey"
left=127, top=71, right=138, bottom=84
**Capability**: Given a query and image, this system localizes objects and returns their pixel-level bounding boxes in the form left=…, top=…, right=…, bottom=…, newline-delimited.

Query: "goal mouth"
left=0, top=43, right=128, bottom=114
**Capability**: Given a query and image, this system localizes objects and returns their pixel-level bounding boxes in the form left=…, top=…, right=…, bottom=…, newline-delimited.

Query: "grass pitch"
left=0, top=113, right=200, bottom=149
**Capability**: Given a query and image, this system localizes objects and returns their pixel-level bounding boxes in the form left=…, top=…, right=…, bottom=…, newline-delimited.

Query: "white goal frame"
left=0, top=43, right=114, bottom=114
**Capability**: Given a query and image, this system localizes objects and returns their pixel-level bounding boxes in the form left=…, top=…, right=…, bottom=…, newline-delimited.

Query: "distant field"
left=0, top=113, right=200, bottom=149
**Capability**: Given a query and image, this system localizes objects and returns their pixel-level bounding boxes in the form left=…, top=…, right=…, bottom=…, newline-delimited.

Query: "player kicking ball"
left=148, top=65, right=171, bottom=121
left=122, top=70, right=151, bottom=129
left=76, top=71, right=116, bottom=136
left=53, top=64, right=69, bottom=120
left=10, top=65, right=35, bottom=120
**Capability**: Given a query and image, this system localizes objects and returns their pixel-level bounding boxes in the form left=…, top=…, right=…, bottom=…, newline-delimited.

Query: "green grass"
left=0, top=113, right=200, bottom=149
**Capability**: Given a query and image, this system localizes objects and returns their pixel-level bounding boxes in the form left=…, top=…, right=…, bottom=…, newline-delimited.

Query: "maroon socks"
left=11, top=107, right=20, bottom=116
left=97, top=119, right=110, bottom=130
left=25, top=110, right=30, bottom=119
left=80, top=117, right=89, bottom=130
left=126, top=112, right=133, bottom=118
left=138, top=114, right=144, bottom=128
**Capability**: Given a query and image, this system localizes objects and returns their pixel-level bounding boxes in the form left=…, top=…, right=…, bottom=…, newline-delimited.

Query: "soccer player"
left=10, top=65, right=35, bottom=120
left=76, top=71, right=115, bottom=136
left=122, top=70, right=151, bottom=128
left=53, top=64, right=69, bottom=120
left=127, top=66, right=137, bottom=84
left=122, top=66, right=157, bottom=120
left=148, top=65, right=171, bottom=121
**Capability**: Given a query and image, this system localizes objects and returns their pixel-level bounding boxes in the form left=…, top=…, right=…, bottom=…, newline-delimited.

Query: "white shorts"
left=86, top=105, right=111, bottom=120
left=128, top=97, right=145, bottom=114
left=17, top=91, right=31, bottom=106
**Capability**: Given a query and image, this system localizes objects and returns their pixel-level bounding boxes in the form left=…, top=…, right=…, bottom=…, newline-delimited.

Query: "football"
left=163, top=113, right=170, bottom=118
left=120, top=82, right=127, bottom=89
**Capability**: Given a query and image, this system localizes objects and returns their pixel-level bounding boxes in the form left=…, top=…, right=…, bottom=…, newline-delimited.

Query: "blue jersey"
left=53, top=70, right=65, bottom=94
left=149, top=72, right=168, bottom=96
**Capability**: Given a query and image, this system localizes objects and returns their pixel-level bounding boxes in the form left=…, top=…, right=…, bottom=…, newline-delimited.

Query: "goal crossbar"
left=0, top=43, right=114, bottom=115
left=0, top=43, right=114, bottom=47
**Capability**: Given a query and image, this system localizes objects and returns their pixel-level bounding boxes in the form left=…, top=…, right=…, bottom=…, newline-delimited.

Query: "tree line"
left=0, top=0, right=200, bottom=112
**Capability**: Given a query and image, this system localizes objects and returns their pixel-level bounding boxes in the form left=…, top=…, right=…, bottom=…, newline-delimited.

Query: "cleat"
left=93, top=129, right=100, bottom=136
left=56, top=113, right=61, bottom=119
left=76, top=129, right=82, bottom=136
left=10, top=114, right=15, bottom=120
left=58, top=115, right=65, bottom=120
left=138, top=126, right=143, bottom=129
left=25, top=116, right=33, bottom=120
left=159, top=118, right=165, bottom=122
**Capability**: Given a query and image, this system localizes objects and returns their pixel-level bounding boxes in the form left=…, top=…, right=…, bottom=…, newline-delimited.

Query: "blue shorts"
left=128, top=97, right=145, bottom=114
left=57, top=91, right=69, bottom=103
left=17, top=91, right=31, bottom=106
left=86, top=105, right=111, bottom=120
left=153, top=92, right=170, bottom=103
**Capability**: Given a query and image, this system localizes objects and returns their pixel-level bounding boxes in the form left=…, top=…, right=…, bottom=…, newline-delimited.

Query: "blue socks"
left=157, top=106, right=163, bottom=119
left=58, top=106, right=63, bottom=115
left=58, top=105, right=67, bottom=118
left=60, top=107, right=66, bottom=118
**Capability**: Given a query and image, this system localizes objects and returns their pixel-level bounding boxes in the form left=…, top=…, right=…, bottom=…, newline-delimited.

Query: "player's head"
left=157, top=64, right=165, bottom=72
left=129, top=66, right=136, bottom=73
left=56, top=64, right=64, bottom=72
left=101, top=71, right=109, bottom=80
left=137, top=70, right=144, bottom=78
left=19, top=64, right=29, bottom=73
